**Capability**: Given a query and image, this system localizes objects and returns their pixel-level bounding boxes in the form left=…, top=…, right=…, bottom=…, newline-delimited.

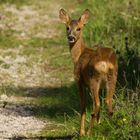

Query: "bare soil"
left=0, top=2, right=62, bottom=139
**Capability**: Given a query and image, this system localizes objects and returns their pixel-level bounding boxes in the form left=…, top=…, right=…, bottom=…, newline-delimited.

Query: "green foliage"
left=117, top=37, right=140, bottom=89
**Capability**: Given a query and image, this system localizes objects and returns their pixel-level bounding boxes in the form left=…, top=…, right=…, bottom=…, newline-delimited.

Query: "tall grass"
left=61, top=0, right=140, bottom=139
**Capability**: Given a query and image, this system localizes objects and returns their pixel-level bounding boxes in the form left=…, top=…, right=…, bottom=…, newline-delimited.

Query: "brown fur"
left=59, top=9, right=118, bottom=136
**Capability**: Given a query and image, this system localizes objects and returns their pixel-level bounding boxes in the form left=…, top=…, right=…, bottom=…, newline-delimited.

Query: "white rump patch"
left=95, top=61, right=114, bottom=73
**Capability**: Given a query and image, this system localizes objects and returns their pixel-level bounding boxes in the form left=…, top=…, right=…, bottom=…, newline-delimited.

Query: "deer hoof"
left=109, top=112, right=113, bottom=117
left=80, top=129, right=85, bottom=136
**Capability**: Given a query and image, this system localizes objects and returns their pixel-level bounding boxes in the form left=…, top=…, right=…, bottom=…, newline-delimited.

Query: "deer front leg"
left=74, top=63, right=81, bottom=81
left=78, top=82, right=86, bottom=136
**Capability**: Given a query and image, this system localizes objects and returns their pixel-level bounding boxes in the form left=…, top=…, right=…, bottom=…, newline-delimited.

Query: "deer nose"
left=68, top=35, right=75, bottom=43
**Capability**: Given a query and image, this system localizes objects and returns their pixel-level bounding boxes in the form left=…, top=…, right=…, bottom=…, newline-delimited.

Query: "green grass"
left=0, top=33, right=22, bottom=48
left=0, top=0, right=139, bottom=139
left=0, top=0, right=30, bottom=6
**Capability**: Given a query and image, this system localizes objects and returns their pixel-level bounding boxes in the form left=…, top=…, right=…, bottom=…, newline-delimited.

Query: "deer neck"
left=69, top=37, right=85, bottom=64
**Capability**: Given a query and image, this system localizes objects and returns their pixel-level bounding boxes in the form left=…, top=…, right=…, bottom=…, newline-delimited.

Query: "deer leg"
left=105, top=85, right=114, bottom=116
left=105, top=71, right=117, bottom=116
left=78, top=82, right=86, bottom=136
left=87, top=79, right=100, bottom=135
left=96, top=110, right=100, bottom=124
left=74, top=63, right=81, bottom=81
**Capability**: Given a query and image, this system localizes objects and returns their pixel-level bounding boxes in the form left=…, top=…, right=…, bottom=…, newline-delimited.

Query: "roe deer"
left=59, top=9, right=118, bottom=136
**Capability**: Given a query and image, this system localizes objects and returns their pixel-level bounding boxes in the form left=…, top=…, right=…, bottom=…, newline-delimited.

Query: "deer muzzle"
left=68, top=35, right=76, bottom=43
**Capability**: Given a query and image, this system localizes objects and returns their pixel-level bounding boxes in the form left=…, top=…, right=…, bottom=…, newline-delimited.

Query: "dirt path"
left=0, top=95, right=46, bottom=139
left=0, top=1, right=65, bottom=139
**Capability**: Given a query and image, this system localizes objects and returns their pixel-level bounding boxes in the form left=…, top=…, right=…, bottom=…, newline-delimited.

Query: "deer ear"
left=79, top=9, right=90, bottom=26
left=59, top=8, right=71, bottom=24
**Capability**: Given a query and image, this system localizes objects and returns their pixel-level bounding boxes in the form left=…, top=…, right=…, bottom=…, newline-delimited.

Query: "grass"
left=0, top=0, right=30, bottom=6
left=0, top=0, right=140, bottom=139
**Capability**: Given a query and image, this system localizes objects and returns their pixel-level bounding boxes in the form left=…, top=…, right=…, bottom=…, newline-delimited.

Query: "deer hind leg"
left=87, top=78, right=100, bottom=135
left=105, top=70, right=117, bottom=116
left=78, top=82, right=86, bottom=136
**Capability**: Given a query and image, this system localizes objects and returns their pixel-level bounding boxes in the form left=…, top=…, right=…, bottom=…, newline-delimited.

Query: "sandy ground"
left=0, top=95, right=46, bottom=139
left=0, top=2, right=62, bottom=139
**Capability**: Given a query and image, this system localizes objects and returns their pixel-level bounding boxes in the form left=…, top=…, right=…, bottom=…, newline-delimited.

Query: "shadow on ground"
left=0, top=83, right=84, bottom=118
left=0, top=83, right=82, bottom=139
left=10, top=135, right=73, bottom=140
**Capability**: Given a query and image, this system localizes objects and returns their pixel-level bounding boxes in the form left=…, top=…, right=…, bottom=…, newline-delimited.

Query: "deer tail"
left=95, top=61, right=114, bottom=74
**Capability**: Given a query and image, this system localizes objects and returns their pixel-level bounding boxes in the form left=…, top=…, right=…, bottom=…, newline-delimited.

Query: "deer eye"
left=76, top=28, right=81, bottom=31
left=66, top=27, right=70, bottom=31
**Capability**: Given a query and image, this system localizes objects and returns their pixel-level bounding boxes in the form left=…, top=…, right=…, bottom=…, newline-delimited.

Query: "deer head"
left=59, top=9, right=90, bottom=44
